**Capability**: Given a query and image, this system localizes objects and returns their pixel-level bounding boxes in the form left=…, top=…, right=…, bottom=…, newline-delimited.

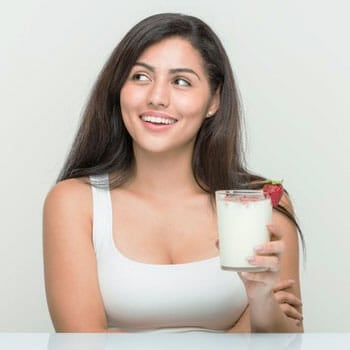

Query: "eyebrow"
left=134, top=62, right=201, bottom=80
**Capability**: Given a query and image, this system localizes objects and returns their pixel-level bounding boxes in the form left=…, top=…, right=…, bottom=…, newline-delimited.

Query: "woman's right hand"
left=273, top=279, right=303, bottom=326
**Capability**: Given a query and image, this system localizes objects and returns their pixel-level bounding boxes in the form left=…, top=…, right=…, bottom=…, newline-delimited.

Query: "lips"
left=140, top=112, right=178, bottom=126
left=141, top=115, right=177, bottom=125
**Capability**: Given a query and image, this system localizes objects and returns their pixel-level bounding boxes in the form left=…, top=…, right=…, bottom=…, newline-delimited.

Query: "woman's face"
left=120, top=36, right=219, bottom=156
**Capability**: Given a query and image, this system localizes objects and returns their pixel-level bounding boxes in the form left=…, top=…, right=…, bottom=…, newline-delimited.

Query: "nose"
left=147, top=79, right=170, bottom=108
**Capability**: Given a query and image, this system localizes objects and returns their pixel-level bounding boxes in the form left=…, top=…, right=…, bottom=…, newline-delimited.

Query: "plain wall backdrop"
left=1, top=0, right=349, bottom=332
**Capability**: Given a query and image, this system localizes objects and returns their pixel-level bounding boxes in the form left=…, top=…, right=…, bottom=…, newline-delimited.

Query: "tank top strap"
left=90, top=174, right=112, bottom=256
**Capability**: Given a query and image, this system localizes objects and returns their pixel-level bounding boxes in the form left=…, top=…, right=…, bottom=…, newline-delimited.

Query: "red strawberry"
left=262, top=180, right=284, bottom=207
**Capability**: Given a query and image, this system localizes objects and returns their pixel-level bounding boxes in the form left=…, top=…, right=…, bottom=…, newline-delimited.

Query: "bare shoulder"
left=44, top=177, right=90, bottom=205
left=43, top=177, right=93, bottom=242
left=271, top=191, right=300, bottom=264
left=272, top=192, right=302, bottom=292
left=272, top=191, right=298, bottom=227
left=44, top=177, right=91, bottom=216
left=279, top=191, right=295, bottom=215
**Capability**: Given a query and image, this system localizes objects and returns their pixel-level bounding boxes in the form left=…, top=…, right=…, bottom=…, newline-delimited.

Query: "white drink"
left=215, top=190, right=272, bottom=271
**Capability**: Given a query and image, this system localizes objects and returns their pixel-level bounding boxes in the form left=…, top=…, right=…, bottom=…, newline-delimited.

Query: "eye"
left=131, top=73, right=150, bottom=82
left=173, top=77, right=191, bottom=87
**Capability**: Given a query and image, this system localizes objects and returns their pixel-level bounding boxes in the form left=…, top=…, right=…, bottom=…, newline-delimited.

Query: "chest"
left=110, top=190, right=218, bottom=264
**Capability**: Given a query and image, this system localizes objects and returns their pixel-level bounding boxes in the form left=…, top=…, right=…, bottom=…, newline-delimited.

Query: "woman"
left=43, top=13, right=303, bottom=332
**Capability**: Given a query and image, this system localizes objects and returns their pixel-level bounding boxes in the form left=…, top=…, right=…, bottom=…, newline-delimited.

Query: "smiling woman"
left=43, top=13, right=304, bottom=333
left=120, top=37, right=219, bottom=155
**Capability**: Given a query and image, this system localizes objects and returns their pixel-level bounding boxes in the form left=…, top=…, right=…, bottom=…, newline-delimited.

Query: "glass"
left=215, top=190, right=272, bottom=271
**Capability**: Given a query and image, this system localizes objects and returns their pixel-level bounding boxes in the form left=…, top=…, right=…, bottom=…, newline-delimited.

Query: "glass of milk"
left=215, top=190, right=272, bottom=271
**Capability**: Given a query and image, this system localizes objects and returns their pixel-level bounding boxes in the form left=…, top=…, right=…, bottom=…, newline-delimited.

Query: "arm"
left=43, top=178, right=109, bottom=332
left=228, top=278, right=303, bottom=333
left=239, top=194, right=304, bottom=333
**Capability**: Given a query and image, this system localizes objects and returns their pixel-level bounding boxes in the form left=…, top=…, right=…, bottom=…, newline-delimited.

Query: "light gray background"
left=1, top=0, right=349, bottom=332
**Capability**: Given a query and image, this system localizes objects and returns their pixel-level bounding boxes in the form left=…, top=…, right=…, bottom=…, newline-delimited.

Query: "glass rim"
left=215, top=189, right=268, bottom=201
left=215, top=189, right=264, bottom=195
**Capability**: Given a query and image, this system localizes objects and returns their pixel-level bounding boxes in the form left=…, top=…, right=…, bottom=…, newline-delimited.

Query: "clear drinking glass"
left=215, top=190, right=272, bottom=271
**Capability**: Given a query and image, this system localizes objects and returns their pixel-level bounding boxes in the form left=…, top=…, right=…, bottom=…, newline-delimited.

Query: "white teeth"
left=141, top=115, right=176, bottom=125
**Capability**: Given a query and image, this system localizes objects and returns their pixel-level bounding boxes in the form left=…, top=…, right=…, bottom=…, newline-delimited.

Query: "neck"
left=125, top=147, right=204, bottom=197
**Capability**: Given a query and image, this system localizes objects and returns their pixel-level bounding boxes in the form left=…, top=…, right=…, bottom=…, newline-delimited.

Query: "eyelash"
left=173, top=78, right=191, bottom=87
left=130, top=73, right=191, bottom=87
left=131, top=73, right=150, bottom=81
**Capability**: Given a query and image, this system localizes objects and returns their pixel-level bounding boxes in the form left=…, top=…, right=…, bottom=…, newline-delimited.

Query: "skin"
left=43, top=37, right=303, bottom=332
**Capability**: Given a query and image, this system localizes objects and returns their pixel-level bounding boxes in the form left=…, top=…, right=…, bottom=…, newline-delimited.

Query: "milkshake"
left=215, top=190, right=272, bottom=271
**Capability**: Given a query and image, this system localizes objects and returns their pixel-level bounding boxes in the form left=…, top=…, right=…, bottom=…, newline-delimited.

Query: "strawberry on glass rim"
left=262, top=179, right=284, bottom=207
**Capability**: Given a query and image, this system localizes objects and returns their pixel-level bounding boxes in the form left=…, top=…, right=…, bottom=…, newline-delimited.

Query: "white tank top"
left=91, top=175, right=248, bottom=332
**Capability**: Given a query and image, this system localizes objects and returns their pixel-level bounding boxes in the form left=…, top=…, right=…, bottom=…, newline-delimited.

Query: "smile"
left=140, top=115, right=177, bottom=125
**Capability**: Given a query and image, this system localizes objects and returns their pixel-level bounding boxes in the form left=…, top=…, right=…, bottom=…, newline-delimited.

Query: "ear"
left=206, top=88, right=221, bottom=118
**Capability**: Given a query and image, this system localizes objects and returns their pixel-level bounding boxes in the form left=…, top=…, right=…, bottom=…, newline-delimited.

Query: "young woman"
left=43, top=13, right=304, bottom=333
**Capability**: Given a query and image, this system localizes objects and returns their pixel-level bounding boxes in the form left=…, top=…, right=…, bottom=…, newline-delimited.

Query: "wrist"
left=246, top=287, right=275, bottom=305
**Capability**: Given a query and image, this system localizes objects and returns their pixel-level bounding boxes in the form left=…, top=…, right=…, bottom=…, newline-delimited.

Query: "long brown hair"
left=57, top=13, right=248, bottom=188
left=57, top=13, right=304, bottom=248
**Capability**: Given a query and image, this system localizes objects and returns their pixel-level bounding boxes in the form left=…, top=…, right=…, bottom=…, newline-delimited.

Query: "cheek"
left=179, top=86, right=211, bottom=110
left=176, top=95, right=208, bottom=120
left=120, top=84, right=145, bottom=107
left=120, top=86, right=133, bottom=113
left=119, top=87, right=136, bottom=133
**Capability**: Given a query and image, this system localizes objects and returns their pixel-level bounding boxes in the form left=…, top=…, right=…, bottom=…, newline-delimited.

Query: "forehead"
left=136, top=36, right=207, bottom=71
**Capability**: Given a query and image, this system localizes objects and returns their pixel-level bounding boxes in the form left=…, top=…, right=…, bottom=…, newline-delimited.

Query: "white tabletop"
left=1, top=332, right=349, bottom=350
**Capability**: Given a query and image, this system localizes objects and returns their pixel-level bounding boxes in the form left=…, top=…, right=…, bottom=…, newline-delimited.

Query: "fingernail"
left=254, top=244, right=264, bottom=252
left=246, top=256, right=256, bottom=263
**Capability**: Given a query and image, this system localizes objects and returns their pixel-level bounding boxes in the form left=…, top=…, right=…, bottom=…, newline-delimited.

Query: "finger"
left=254, top=240, right=284, bottom=256
left=274, top=291, right=303, bottom=307
left=287, top=316, right=303, bottom=327
left=280, top=304, right=303, bottom=321
left=275, top=291, right=302, bottom=306
left=286, top=317, right=303, bottom=328
left=295, top=319, right=303, bottom=328
left=247, top=255, right=280, bottom=272
left=273, top=279, right=295, bottom=292
left=282, top=305, right=303, bottom=321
